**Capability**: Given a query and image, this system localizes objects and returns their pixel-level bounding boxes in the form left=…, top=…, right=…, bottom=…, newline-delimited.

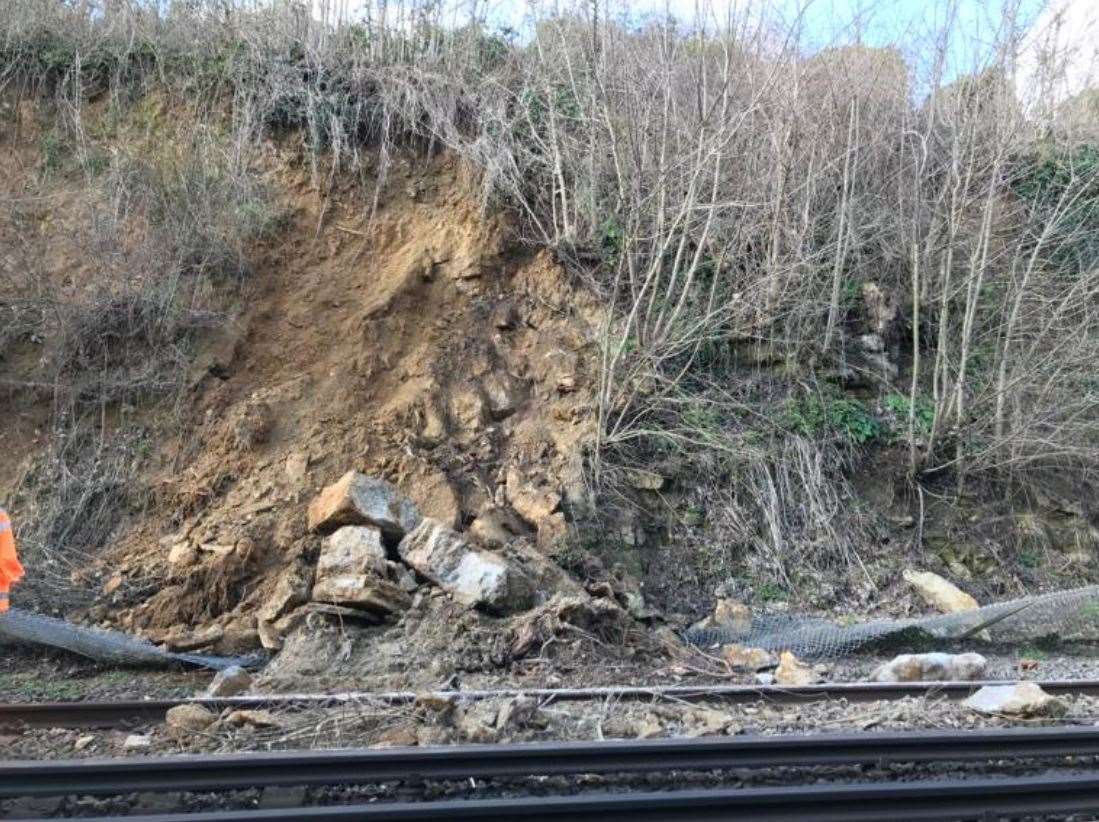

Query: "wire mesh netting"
left=684, top=585, right=1099, bottom=660
left=0, top=608, right=264, bottom=670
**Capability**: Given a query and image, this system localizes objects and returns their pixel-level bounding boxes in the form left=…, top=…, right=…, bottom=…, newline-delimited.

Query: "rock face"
left=903, top=569, right=979, bottom=613
left=318, top=526, right=388, bottom=578
left=964, top=682, right=1066, bottom=717
left=398, top=519, right=535, bottom=614
left=870, top=652, right=987, bottom=683
left=308, top=472, right=421, bottom=538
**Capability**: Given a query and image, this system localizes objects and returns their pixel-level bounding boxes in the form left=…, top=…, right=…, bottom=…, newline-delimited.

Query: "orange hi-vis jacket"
left=0, top=508, right=23, bottom=613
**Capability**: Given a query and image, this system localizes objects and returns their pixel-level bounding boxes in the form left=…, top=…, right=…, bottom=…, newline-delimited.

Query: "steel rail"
left=8, top=678, right=1099, bottom=728
left=4, top=725, right=1099, bottom=799
left=23, top=772, right=1099, bottom=821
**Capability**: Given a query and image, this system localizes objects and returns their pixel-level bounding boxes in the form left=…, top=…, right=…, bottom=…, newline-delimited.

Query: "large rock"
left=311, top=573, right=412, bottom=614
left=398, top=519, right=535, bottom=614
left=903, top=569, right=979, bottom=613
left=308, top=472, right=420, bottom=538
left=318, top=526, right=388, bottom=577
left=964, top=682, right=1066, bottom=717
left=870, top=652, right=986, bottom=683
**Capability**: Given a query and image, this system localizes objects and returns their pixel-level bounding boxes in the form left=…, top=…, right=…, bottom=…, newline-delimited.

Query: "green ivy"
left=883, top=392, right=935, bottom=436
left=785, top=393, right=883, bottom=444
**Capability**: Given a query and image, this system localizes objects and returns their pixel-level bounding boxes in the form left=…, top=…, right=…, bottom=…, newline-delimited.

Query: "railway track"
left=5, top=727, right=1099, bottom=819
left=7, top=678, right=1099, bottom=729
left=30, top=774, right=1099, bottom=821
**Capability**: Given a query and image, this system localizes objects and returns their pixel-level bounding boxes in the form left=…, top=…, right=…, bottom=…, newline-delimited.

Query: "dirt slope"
left=71, top=150, right=604, bottom=650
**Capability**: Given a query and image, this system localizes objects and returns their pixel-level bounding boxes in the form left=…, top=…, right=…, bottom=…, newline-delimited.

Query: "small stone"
left=285, top=452, right=310, bottom=484
left=481, top=372, right=524, bottom=420
left=166, top=704, right=217, bottom=733
left=903, top=569, right=979, bottom=614
left=103, top=575, right=124, bottom=595
left=167, top=542, right=198, bottom=567
left=257, top=619, right=283, bottom=651
left=871, top=652, right=987, bottom=683
left=122, top=734, right=152, bottom=750
left=373, top=726, right=419, bottom=748
left=755, top=672, right=775, bottom=685
left=74, top=735, right=96, bottom=751
left=632, top=716, right=663, bottom=739
left=505, top=468, right=561, bottom=526
left=713, top=600, right=752, bottom=632
left=492, top=302, right=519, bottom=330
left=164, top=625, right=224, bottom=652
left=495, top=696, right=541, bottom=730
left=205, top=665, right=253, bottom=698
left=469, top=507, right=527, bottom=549
left=964, top=682, right=1066, bottom=717
left=774, top=651, right=819, bottom=686
left=225, top=709, right=281, bottom=728
left=257, top=566, right=311, bottom=625
left=721, top=644, right=776, bottom=672
left=536, top=512, right=568, bottom=552
left=307, top=472, right=421, bottom=537
left=685, top=709, right=733, bottom=737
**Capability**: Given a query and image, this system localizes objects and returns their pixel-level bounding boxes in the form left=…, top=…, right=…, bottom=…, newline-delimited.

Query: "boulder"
left=721, top=644, right=776, bottom=672
left=964, top=682, right=1066, bottom=717
left=870, top=652, right=987, bottom=683
left=307, top=472, right=420, bottom=538
left=398, top=519, right=535, bottom=614
left=166, top=704, right=217, bottom=734
left=774, top=651, right=819, bottom=686
left=311, top=574, right=412, bottom=614
left=318, top=526, right=388, bottom=578
left=903, top=569, right=979, bottom=614
left=205, top=665, right=253, bottom=697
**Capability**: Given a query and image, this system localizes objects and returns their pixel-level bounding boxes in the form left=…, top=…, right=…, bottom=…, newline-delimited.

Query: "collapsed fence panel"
left=685, top=585, right=1099, bottom=659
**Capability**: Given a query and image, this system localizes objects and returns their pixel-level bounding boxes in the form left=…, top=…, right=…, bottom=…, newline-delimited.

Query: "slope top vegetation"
left=1, top=0, right=1098, bottom=650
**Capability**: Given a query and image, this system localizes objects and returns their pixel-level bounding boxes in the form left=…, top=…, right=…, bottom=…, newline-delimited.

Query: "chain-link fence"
left=685, top=585, right=1099, bottom=659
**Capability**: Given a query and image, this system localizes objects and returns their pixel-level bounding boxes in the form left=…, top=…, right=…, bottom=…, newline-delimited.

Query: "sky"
left=314, top=0, right=1097, bottom=101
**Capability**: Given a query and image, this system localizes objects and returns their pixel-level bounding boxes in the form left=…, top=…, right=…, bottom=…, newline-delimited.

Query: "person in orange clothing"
left=0, top=507, right=24, bottom=614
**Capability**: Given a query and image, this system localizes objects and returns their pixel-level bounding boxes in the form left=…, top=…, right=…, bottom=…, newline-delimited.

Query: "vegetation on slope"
left=2, top=0, right=1098, bottom=610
